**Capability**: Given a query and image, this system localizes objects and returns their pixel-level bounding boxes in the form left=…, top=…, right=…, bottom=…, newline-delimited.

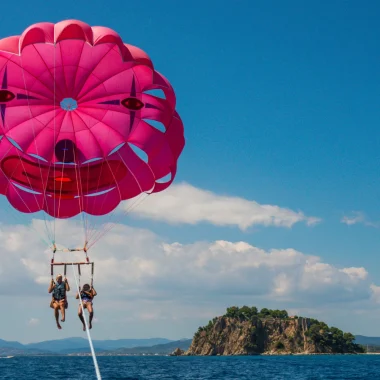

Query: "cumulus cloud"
left=339, top=267, right=368, bottom=281
left=0, top=219, right=370, bottom=309
left=370, top=284, right=380, bottom=303
left=0, top=219, right=379, bottom=340
left=124, top=182, right=321, bottom=230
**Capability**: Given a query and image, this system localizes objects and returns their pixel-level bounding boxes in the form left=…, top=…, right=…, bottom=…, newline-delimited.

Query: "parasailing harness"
left=50, top=242, right=95, bottom=289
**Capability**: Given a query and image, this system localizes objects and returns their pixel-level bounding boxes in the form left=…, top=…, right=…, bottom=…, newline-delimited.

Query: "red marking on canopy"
left=0, top=90, right=15, bottom=102
left=1, top=156, right=127, bottom=196
left=52, top=194, right=75, bottom=200
left=55, top=177, right=72, bottom=183
left=121, top=97, right=144, bottom=110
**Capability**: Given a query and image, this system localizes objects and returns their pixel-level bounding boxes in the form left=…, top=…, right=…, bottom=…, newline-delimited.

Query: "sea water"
left=1, top=355, right=380, bottom=379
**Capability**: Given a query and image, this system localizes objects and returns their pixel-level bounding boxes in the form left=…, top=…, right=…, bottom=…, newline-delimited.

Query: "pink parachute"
left=0, top=20, right=185, bottom=219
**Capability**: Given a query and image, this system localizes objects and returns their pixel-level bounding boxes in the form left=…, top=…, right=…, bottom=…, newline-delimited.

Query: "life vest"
left=53, top=282, right=66, bottom=300
left=80, top=290, right=93, bottom=300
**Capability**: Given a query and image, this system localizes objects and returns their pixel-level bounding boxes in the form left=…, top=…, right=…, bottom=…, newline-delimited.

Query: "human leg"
left=59, top=300, right=66, bottom=322
left=78, top=304, right=86, bottom=331
left=53, top=302, right=61, bottom=329
left=86, top=303, right=94, bottom=329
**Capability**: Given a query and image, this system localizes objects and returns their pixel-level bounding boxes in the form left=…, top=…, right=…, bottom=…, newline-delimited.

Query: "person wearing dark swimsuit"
left=76, top=283, right=97, bottom=331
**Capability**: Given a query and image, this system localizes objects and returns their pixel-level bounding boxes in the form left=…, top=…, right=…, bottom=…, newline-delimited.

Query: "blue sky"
left=0, top=0, right=380, bottom=343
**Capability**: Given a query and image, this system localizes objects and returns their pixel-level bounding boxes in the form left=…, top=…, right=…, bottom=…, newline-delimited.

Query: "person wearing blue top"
left=76, top=283, right=97, bottom=331
left=48, top=274, right=70, bottom=330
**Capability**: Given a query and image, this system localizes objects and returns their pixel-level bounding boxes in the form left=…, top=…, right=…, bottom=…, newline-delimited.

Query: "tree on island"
left=225, top=305, right=288, bottom=320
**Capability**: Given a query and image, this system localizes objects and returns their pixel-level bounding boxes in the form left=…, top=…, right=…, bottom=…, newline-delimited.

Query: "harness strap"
left=50, top=247, right=56, bottom=279
left=91, top=263, right=94, bottom=287
left=78, top=264, right=81, bottom=287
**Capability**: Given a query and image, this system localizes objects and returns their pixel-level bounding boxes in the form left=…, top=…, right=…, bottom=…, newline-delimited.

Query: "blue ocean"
left=1, top=355, right=380, bottom=379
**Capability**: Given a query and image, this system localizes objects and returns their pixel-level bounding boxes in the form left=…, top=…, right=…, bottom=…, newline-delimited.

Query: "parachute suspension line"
left=82, top=117, right=115, bottom=243
left=0, top=145, right=52, bottom=248
left=53, top=42, right=57, bottom=244
left=71, top=263, right=102, bottom=380
left=86, top=150, right=155, bottom=248
left=50, top=245, right=56, bottom=279
left=85, top=157, right=125, bottom=245
left=56, top=153, right=66, bottom=220
left=20, top=55, right=54, bottom=245
left=87, top=192, right=149, bottom=249
left=71, top=125, right=88, bottom=246
left=90, top=261, right=94, bottom=287
left=84, top=150, right=141, bottom=246
left=84, top=159, right=110, bottom=245
left=86, top=146, right=157, bottom=248
left=83, top=85, right=124, bottom=243
left=4, top=142, right=53, bottom=244
left=82, top=170, right=116, bottom=245
left=70, top=78, right=106, bottom=244
left=77, top=263, right=81, bottom=288
left=86, top=184, right=149, bottom=247
left=83, top=159, right=93, bottom=244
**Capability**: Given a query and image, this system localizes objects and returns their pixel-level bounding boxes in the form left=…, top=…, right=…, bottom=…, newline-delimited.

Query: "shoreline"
left=2, top=352, right=376, bottom=358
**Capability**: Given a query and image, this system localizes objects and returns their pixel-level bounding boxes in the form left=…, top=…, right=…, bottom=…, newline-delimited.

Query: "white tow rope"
left=71, top=263, right=102, bottom=380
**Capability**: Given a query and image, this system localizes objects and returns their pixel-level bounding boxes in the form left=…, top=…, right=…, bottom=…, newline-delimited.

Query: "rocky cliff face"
left=186, top=316, right=333, bottom=355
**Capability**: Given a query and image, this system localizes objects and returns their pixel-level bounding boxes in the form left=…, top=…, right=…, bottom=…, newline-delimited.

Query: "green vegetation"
left=194, top=317, right=218, bottom=338
left=194, top=306, right=290, bottom=339
left=224, top=306, right=289, bottom=320
left=305, top=319, right=365, bottom=353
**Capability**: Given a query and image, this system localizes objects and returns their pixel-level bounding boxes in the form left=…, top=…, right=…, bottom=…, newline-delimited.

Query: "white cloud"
left=341, top=211, right=365, bottom=225
left=341, top=211, right=378, bottom=227
left=340, top=267, right=368, bottom=281
left=0, top=219, right=378, bottom=341
left=273, top=273, right=292, bottom=296
left=370, top=284, right=380, bottom=303
left=0, top=220, right=369, bottom=308
left=125, top=182, right=321, bottom=230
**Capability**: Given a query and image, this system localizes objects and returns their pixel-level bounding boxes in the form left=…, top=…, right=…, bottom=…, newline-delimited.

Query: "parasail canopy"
left=0, top=19, right=185, bottom=220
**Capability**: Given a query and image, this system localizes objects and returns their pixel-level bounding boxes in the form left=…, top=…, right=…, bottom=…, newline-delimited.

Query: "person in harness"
left=48, top=274, right=70, bottom=330
left=76, top=283, right=97, bottom=331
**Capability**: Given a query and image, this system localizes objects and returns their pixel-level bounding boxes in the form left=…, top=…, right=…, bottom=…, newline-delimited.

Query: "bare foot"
left=57, top=323, right=62, bottom=330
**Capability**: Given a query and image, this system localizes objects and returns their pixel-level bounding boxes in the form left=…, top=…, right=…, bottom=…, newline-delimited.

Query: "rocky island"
left=181, top=306, right=364, bottom=356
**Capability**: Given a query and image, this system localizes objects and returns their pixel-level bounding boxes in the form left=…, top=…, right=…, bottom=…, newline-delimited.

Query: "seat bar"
left=51, top=262, right=93, bottom=265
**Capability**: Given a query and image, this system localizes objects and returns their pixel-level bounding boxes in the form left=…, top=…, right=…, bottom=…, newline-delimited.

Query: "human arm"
left=91, top=287, right=97, bottom=297
left=48, top=279, right=55, bottom=293
left=64, top=277, right=70, bottom=292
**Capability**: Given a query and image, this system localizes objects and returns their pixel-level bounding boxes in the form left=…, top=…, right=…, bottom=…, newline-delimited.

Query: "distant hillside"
left=354, top=335, right=380, bottom=346
left=25, top=337, right=173, bottom=353
left=99, top=340, right=192, bottom=355
left=0, top=347, right=53, bottom=356
left=0, top=337, right=174, bottom=355
left=0, top=331, right=373, bottom=357
left=0, top=339, right=25, bottom=349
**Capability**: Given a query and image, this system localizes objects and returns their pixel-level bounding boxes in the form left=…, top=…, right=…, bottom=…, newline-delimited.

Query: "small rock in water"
left=171, top=348, right=184, bottom=356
